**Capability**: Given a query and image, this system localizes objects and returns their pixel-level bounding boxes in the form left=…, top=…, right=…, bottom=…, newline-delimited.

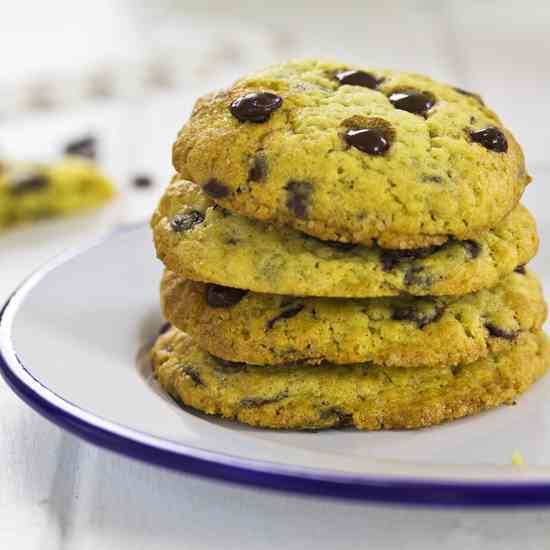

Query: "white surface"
left=2, top=1, right=550, bottom=548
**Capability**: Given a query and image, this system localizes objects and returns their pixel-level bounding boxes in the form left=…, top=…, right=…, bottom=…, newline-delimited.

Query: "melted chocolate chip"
left=158, top=322, right=171, bottom=335
left=240, top=392, right=288, bottom=408
left=206, top=284, right=247, bottom=308
left=64, top=135, right=97, bottom=159
left=392, top=303, right=445, bottom=328
left=514, top=264, right=527, bottom=274
left=249, top=153, right=268, bottom=182
left=180, top=366, right=206, bottom=387
left=203, top=179, right=230, bottom=198
left=389, top=91, right=435, bottom=116
left=485, top=323, right=519, bottom=340
left=404, top=265, right=433, bottom=288
left=132, top=174, right=153, bottom=188
left=230, top=92, right=283, bottom=123
left=285, top=181, right=312, bottom=219
left=454, top=87, right=484, bottom=105
left=213, top=356, right=248, bottom=374
left=266, top=304, right=305, bottom=330
left=335, top=70, right=380, bottom=89
left=470, top=127, right=508, bottom=153
left=170, top=211, right=205, bottom=232
left=8, top=172, right=49, bottom=195
left=380, top=245, right=441, bottom=271
left=463, top=240, right=481, bottom=259
left=344, top=128, right=390, bottom=155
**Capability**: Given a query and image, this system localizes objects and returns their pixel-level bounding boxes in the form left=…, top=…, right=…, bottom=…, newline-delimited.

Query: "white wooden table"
left=2, top=1, right=550, bottom=547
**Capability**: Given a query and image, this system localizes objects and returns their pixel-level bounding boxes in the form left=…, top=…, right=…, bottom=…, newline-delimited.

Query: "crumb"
left=512, top=450, right=524, bottom=466
left=132, top=174, right=154, bottom=189
left=64, top=135, right=97, bottom=160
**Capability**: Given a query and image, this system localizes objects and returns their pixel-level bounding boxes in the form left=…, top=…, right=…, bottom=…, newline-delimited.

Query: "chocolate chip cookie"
left=173, top=59, right=530, bottom=248
left=152, top=327, right=550, bottom=430
left=161, top=269, right=546, bottom=367
left=151, top=178, right=538, bottom=297
left=0, top=157, right=115, bottom=229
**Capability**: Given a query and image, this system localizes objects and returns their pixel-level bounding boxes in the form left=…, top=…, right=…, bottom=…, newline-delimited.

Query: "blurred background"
left=1, top=0, right=549, bottom=282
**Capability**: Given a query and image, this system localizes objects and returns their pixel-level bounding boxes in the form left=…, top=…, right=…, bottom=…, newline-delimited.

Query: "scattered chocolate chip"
left=180, top=365, right=206, bottom=386
left=514, top=264, right=527, bottom=274
left=454, top=87, right=484, bottom=105
left=64, top=135, right=97, bottom=160
left=335, top=70, right=380, bottom=89
left=470, top=127, right=508, bottom=153
left=158, top=322, right=171, bottom=335
left=344, top=127, right=390, bottom=155
left=132, top=174, right=153, bottom=188
left=230, top=92, right=283, bottom=123
left=8, top=171, right=49, bottom=195
left=421, top=174, right=443, bottom=183
left=320, top=407, right=353, bottom=427
left=206, top=284, right=247, bottom=308
left=248, top=153, right=268, bottom=182
left=285, top=180, right=312, bottom=219
left=170, top=211, right=205, bottom=232
left=392, top=303, right=445, bottom=328
left=203, top=179, right=230, bottom=198
left=266, top=304, right=305, bottom=330
left=462, top=240, right=481, bottom=259
left=389, top=90, right=435, bottom=116
left=485, top=323, right=519, bottom=340
left=240, top=392, right=288, bottom=408
left=380, top=245, right=442, bottom=271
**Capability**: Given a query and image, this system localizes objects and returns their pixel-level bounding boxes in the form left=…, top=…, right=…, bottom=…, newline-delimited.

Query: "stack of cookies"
left=151, top=59, right=548, bottom=430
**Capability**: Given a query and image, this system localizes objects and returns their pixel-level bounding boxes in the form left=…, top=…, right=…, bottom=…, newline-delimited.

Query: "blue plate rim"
left=2, top=225, right=550, bottom=507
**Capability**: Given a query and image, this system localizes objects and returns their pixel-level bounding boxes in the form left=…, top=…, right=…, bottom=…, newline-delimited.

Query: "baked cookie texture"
left=0, top=158, right=115, bottom=229
left=161, top=269, right=547, bottom=368
left=152, top=327, right=550, bottom=430
left=151, top=178, right=538, bottom=297
left=173, top=59, right=530, bottom=248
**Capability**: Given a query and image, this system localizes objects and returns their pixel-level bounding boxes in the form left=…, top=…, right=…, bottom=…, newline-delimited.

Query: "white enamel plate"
left=2, top=224, right=550, bottom=506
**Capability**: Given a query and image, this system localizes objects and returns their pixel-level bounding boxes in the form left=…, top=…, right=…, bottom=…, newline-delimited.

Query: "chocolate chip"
left=421, top=174, right=443, bottom=183
left=514, top=264, right=527, bottom=275
left=266, top=304, right=305, bottom=330
left=8, top=171, right=49, bottom=195
left=470, top=127, right=508, bottom=153
left=230, top=92, right=283, bottom=123
left=463, top=240, right=481, bottom=259
left=132, top=174, right=153, bottom=188
left=389, top=91, right=435, bottom=116
left=170, top=211, right=205, bottom=232
left=203, top=179, right=230, bottom=198
left=64, top=135, right=97, bottom=160
left=403, top=265, right=433, bottom=288
left=248, top=153, right=268, bottom=182
left=285, top=180, right=312, bottom=219
left=485, top=323, right=519, bottom=340
left=335, top=70, right=380, bottom=89
left=158, top=322, right=171, bottom=335
left=454, top=87, right=484, bottom=105
left=206, top=284, right=247, bottom=308
left=240, top=392, right=288, bottom=408
left=392, top=303, right=445, bottom=329
left=320, top=407, right=353, bottom=427
left=380, top=245, right=441, bottom=271
left=180, top=365, right=206, bottom=387
left=344, top=128, right=390, bottom=155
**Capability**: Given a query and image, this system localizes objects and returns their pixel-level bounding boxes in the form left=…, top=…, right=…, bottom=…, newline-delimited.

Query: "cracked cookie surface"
left=151, top=327, right=550, bottom=430
left=161, top=270, right=546, bottom=367
left=173, top=59, right=530, bottom=248
left=151, top=178, right=538, bottom=297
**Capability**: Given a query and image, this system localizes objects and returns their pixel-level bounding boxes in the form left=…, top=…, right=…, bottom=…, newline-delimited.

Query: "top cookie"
left=173, top=59, right=529, bottom=248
